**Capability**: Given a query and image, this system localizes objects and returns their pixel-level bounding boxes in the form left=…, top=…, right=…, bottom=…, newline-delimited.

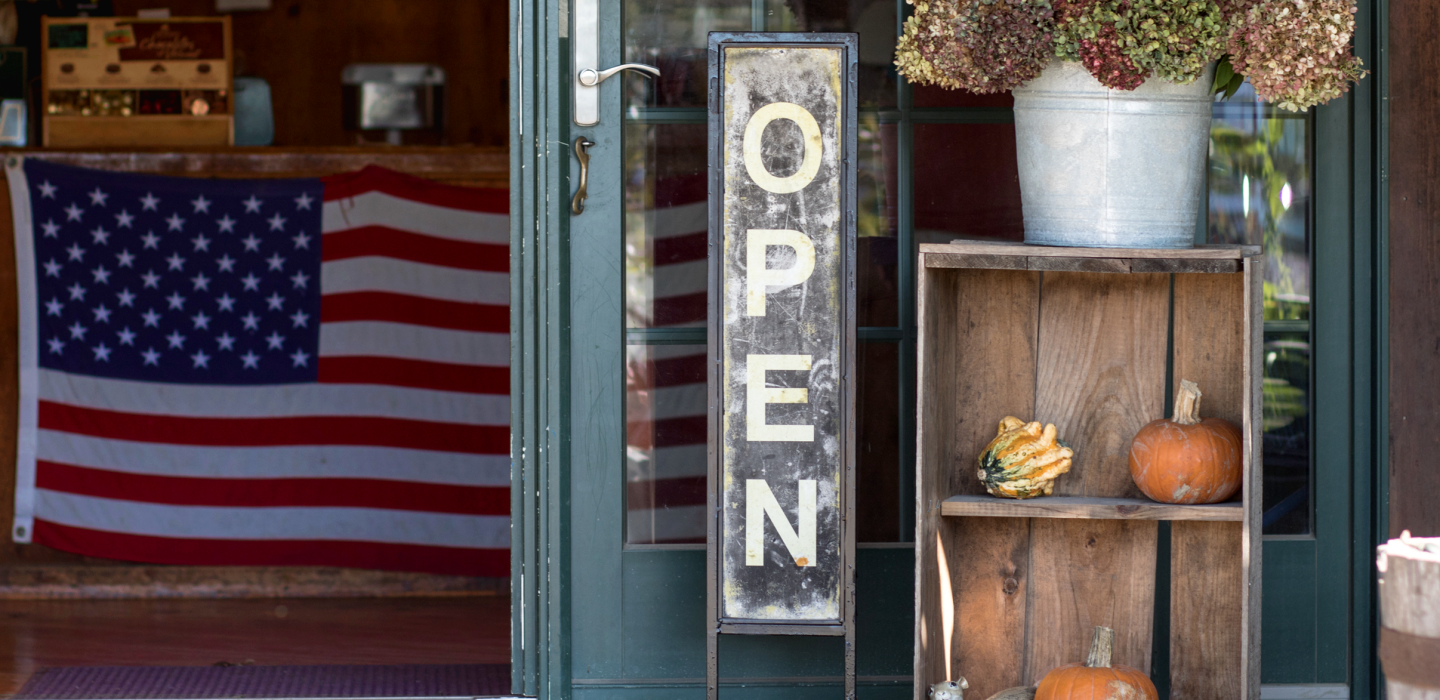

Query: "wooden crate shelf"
left=940, top=495, right=1244, bottom=521
left=914, top=241, right=1263, bottom=700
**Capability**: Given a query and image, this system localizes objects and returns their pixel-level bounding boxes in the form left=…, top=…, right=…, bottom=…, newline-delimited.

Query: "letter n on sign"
left=705, top=32, right=857, bottom=689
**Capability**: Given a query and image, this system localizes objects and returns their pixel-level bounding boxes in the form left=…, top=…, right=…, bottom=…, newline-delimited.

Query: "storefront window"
left=1208, top=83, right=1313, bottom=535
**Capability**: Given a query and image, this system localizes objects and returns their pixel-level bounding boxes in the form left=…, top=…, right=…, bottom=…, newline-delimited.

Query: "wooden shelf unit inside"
left=914, top=241, right=1263, bottom=700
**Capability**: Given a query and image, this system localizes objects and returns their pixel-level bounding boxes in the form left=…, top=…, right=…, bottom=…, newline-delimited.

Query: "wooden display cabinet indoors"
left=913, top=241, right=1263, bottom=699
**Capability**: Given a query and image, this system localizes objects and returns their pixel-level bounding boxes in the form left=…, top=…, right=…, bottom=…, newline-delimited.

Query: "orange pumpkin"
left=1128, top=379, right=1242, bottom=505
left=1035, top=627, right=1157, bottom=700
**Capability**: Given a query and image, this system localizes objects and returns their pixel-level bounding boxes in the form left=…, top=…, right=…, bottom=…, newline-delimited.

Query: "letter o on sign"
left=742, top=102, right=823, bottom=194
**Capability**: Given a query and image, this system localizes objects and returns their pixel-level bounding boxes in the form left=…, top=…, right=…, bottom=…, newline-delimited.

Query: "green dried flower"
left=896, top=0, right=1055, bottom=93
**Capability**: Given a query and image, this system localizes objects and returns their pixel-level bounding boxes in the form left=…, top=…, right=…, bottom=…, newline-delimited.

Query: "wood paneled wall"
left=106, top=1, right=511, bottom=148
left=1388, top=0, right=1440, bottom=538
left=0, top=148, right=507, bottom=595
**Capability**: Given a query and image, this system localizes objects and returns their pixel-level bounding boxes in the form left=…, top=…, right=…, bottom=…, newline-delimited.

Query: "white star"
left=191, top=272, right=211, bottom=291
left=216, top=332, right=236, bottom=351
left=166, top=292, right=186, bottom=310
left=241, top=273, right=261, bottom=291
left=46, top=338, right=64, bottom=354
left=117, top=327, right=136, bottom=345
left=240, top=350, right=260, bottom=369
left=88, top=187, right=109, bottom=207
left=216, top=254, right=236, bottom=272
left=140, top=270, right=161, bottom=289
left=290, top=271, right=309, bottom=289
left=267, top=213, right=287, bottom=231
left=141, top=347, right=160, bottom=366
left=117, top=288, right=136, bottom=307
left=265, top=331, right=285, bottom=350
left=38, top=181, right=56, bottom=199
left=68, top=321, right=87, bottom=340
left=91, top=266, right=110, bottom=284
left=216, top=214, right=236, bottom=233
left=241, top=312, right=260, bottom=330
left=141, top=309, right=161, bottom=327
left=192, top=311, right=211, bottom=330
left=44, top=298, right=63, bottom=316
left=66, top=283, right=86, bottom=301
left=114, top=210, right=134, bottom=228
left=265, top=293, right=284, bottom=311
left=292, top=232, right=312, bottom=249
left=266, top=253, right=286, bottom=271
left=92, top=343, right=111, bottom=362
left=192, top=234, right=210, bottom=252
left=140, top=232, right=160, bottom=249
left=191, top=195, right=211, bottom=213
left=166, top=253, right=185, bottom=271
left=92, top=304, right=111, bottom=323
left=116, top=250, right=135, bottom=268
left=166, top=330, right=186, bottom=349
left=294, top=192, right=314, bottom=210
left=241, top=234, right=261, bottom=252
left=166, top=213, right=186, bottom=232
left=243, top=196, right=263, bottom=214
left=64, top=203, right=83, bottom=221
left=191, top=349, right=211, bottom=368
left=41, top=220, right=59, bottom=238
left=90, top=227, right=110, bottom=245
left=66, top=243, right=85, bottom=261
left=290, top=349, right=311, bottom=367
left=216, top=293, right=236, bottom=312
left=42, top=259, right=61, bottom=277
left=290, top=309, right=310, bottom=328
left=139, top=192, right=160, bottom=211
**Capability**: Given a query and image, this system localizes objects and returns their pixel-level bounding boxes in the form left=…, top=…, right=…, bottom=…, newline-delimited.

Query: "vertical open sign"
left=706, top=31, right=857, bottom=699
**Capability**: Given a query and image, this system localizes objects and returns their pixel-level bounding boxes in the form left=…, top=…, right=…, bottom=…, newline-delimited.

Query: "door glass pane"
left=624, top=1, right=750, bottom=109
left=1207, top=84, right=1313, bottom=535
left=625, top=123, right=708, bottom=329
left=626, top=344, right=707, bottom=544
left=857, top=342, right=901, bottom=542
left=858, top=117, right=899, bottom=326
left=912, top=123, right=1024, bottom=244
left=763, top=0, right=898, bottom=109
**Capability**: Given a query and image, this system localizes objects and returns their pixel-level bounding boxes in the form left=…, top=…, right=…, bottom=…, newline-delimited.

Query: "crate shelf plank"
left=914, top=241, right=1262, bottom=700
left=940, top=495, right=1244, bottom=521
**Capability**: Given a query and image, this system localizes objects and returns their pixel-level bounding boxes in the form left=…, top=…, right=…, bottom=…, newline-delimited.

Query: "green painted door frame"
left=508, top=0, right=1392, bottom=696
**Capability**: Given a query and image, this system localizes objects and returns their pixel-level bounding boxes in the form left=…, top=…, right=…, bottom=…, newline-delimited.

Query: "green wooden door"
left=510, top=0, right=1382, bottom=697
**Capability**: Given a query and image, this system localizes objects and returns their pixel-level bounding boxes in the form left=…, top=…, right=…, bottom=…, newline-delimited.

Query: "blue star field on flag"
left=25, top=160, right=325, bottom=385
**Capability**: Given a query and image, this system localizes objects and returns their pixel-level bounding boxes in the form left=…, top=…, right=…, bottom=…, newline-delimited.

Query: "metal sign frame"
left=705, top=32, right=858, bottom=700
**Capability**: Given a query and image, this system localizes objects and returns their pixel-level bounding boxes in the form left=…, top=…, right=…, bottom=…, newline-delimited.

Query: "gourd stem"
left=1172, top=379, right=1203, bottom=426
left=1084, top=626, right=1114, bottom=668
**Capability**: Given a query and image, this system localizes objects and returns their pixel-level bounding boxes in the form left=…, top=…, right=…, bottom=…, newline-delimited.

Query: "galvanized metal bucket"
left=1012, top=60, right=1215, bottom=248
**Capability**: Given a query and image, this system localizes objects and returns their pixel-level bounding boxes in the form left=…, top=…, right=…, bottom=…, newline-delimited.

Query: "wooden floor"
left=0, top=595, right=510, bottom=696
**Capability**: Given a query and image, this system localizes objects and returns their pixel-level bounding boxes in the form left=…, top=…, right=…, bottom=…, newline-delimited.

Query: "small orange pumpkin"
left=1128, top=379, right=1242, bottom=505
left=1035, top=627, right=1157, bottom=700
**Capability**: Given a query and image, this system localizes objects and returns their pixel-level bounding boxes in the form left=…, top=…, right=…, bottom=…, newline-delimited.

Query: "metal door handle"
left=571, top=137, right=595, bottom=216
left=572, top=0, right=661, bottom=126
left=578, top=63, right=660, bottom=87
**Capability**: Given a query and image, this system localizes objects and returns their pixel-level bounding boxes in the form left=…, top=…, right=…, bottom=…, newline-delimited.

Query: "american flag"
left=6, top=159, right=509, bottom=577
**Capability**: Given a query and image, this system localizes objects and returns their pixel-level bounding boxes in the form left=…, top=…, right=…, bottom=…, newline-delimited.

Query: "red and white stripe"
left=626, top=176, right=708, bottom=543
left=20, top=166, right=509, bottom=577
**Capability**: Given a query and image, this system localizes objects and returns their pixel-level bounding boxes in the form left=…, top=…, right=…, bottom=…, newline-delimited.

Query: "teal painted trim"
left=626, top=107, right=708, bottom=125
left=1313, top=83, right=1354, bottom=685
left=908, top=107, right=1013, bottom=124
left=896, top=0, right=917, bottom=541
left=1264, top=320, right=1311, bottom=334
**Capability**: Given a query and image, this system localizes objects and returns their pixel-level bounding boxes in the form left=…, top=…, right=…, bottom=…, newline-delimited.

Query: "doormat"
left=13, top=663, right=511, bottom=699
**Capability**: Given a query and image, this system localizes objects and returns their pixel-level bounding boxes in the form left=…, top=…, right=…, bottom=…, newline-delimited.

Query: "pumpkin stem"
left=1083, top=626, right=1114, bottom=668
left=1172, top=379, right=1203, bottom=426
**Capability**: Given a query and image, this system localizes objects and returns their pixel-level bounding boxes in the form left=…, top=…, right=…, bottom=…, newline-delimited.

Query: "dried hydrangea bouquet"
left=896, top=0, right=1366, bottom=248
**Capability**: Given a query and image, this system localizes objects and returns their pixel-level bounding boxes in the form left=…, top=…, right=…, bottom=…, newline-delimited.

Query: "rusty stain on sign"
left=718, top=45, right=845, bottom=623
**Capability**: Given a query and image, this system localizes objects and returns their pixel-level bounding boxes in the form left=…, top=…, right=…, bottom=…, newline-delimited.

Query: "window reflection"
left=624, top=0, right=750, bottom=109
left=1208, top=84, right=1313, bottom=535
left=626, top=344, right=708, bottom=545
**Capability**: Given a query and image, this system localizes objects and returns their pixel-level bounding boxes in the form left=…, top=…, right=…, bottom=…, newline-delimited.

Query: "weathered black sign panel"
left=706, top=30, right=856, bottom=657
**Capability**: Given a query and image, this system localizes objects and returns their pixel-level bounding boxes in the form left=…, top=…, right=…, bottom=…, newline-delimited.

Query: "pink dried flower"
left=1227, top=0, right=1367, bottom=111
